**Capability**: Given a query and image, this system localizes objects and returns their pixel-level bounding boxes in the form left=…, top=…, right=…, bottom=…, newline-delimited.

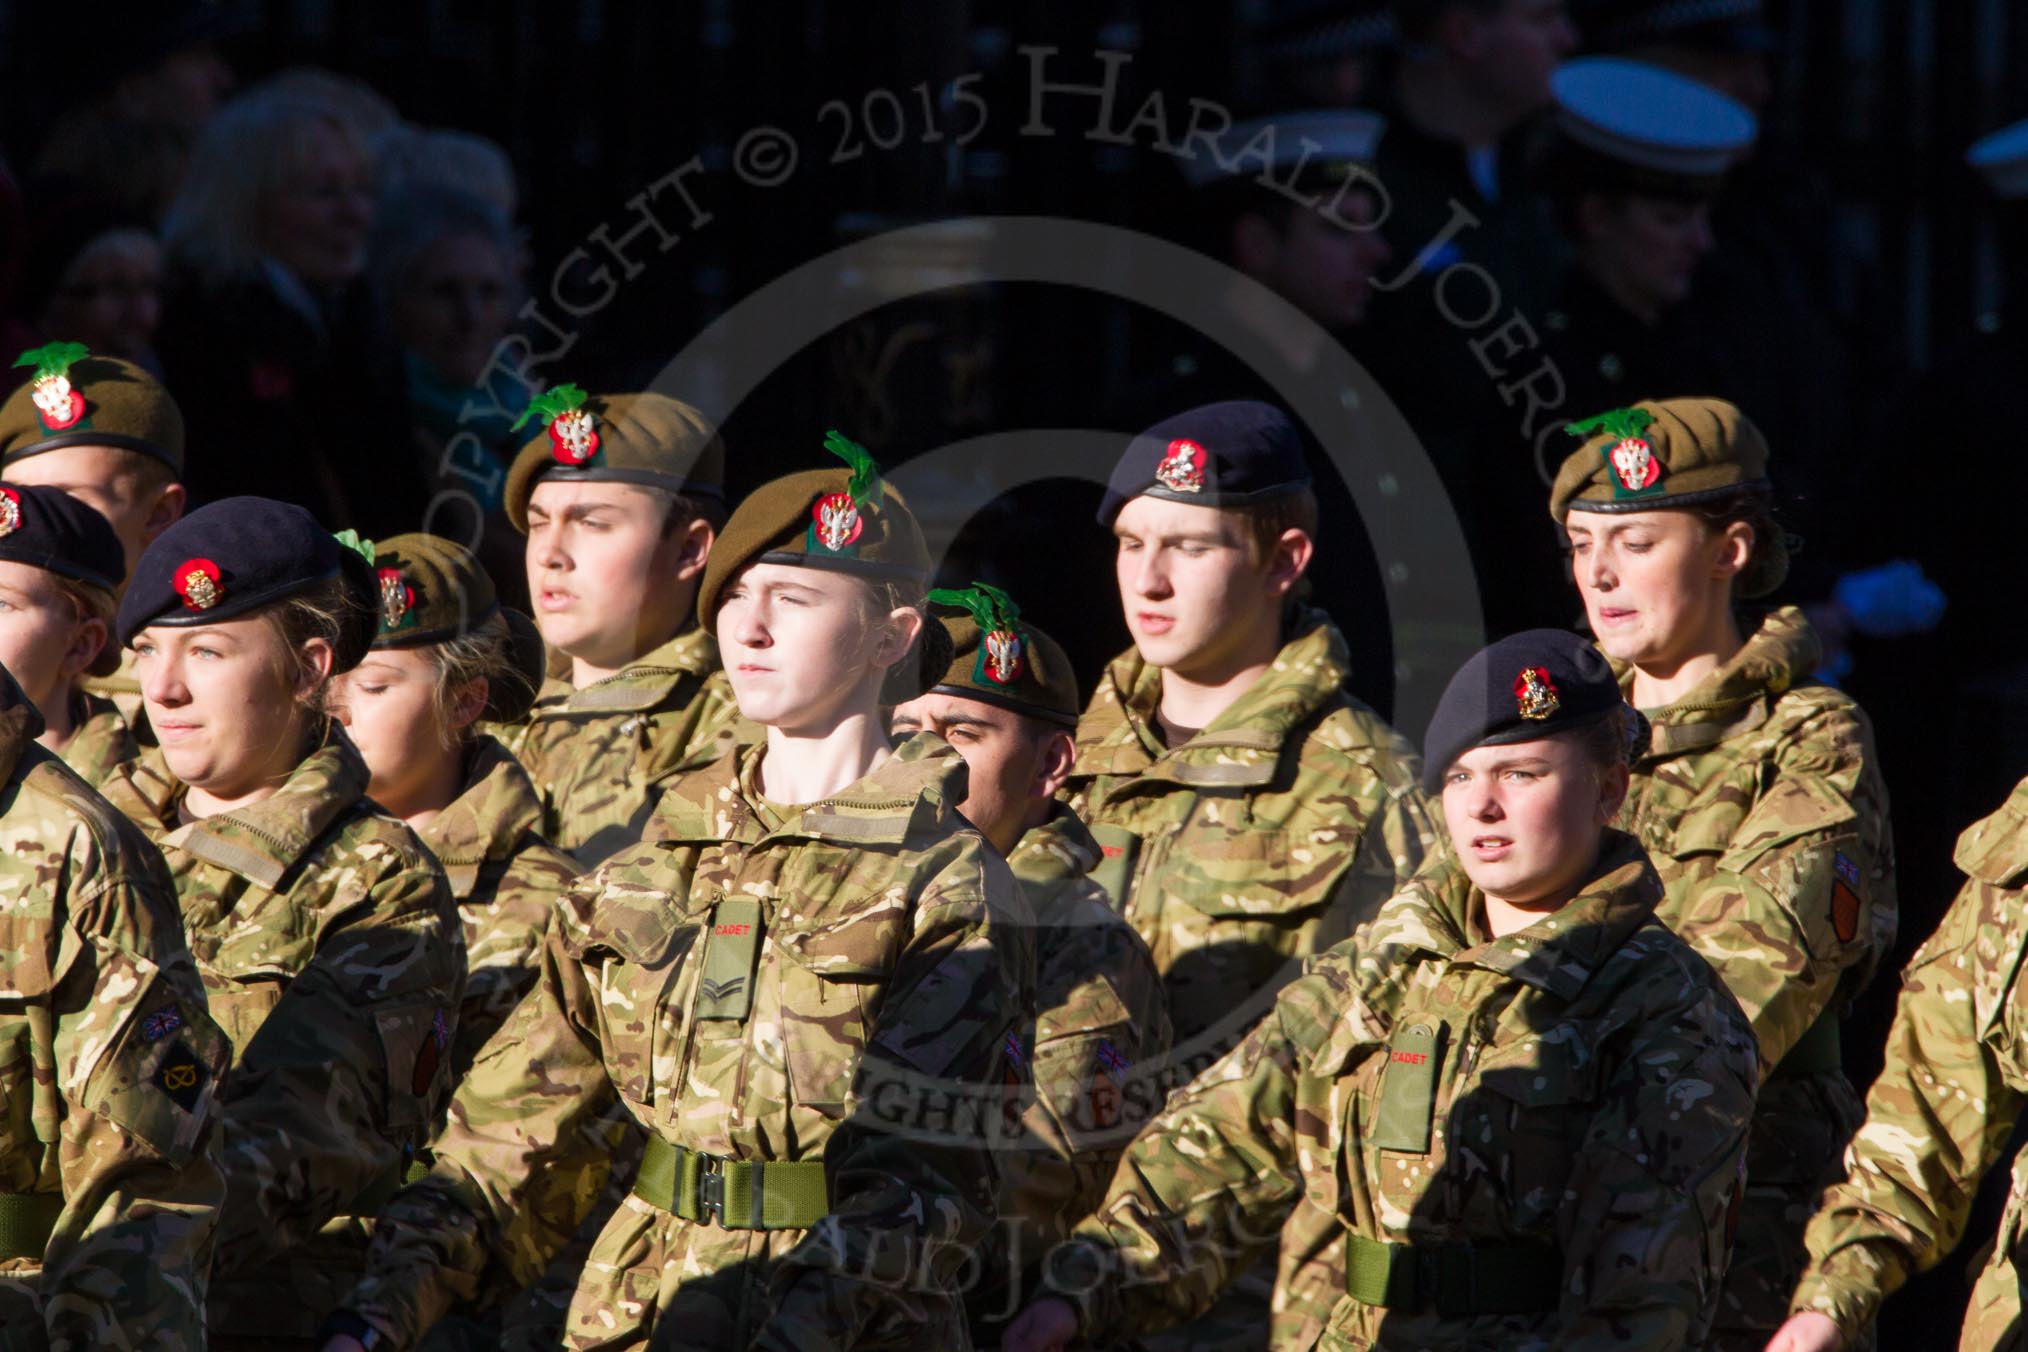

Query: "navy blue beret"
left=1422, top=629, right=1629, bottom=793
left=117, top=496, right=378, bottom=670
left=1098, top=400, right=1312, bottom=526
left=0, top=482, right=124, bottom=593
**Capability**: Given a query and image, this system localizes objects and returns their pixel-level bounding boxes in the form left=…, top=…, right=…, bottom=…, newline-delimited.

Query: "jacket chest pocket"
left=206, top=970, right=291, bottom=1066
left=772, top=906, right=902, bottom=1116
left=199, top=923, right=315, bottom=1068
left=569, top=884, right=702, bottom=1112
left=1445, top=1032, right=1602, bottom=1231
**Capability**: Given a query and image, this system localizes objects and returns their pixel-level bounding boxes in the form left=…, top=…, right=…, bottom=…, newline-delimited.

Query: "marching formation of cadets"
left=0, top=334, right=2015, bottom=1352
left=1, top=18, right=2027, bottom=1352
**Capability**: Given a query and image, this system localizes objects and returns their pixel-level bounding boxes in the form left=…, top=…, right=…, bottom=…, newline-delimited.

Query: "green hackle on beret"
left=923, top=582, right=1081, bottom=727
left=0, top=341, right=185, bottom=471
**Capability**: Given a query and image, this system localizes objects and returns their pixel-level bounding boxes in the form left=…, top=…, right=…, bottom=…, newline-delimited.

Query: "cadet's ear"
left=665, top=515, right=715, bottom=583
left=1264, top=528, right=1314, bottom=596
left=1594, top=760, right=1630, bottom=825
left=142, top=482, right=187, bottom=549
left=1030, top=728, right=1076, bottom=801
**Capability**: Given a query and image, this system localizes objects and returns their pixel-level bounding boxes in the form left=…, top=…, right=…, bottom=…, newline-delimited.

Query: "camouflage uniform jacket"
left=498, top=626, right=750, bottom=866
left=1056, top=834, right=1759, bottom=1352
left=54, top=691, right=141, bottom=792
left=1791, top=777, right=2028, bottom=1346
left=1613, top=606, right=1896, bottom=1343
left=1061, top=608, right=1438, bottom=1064
left=972, top=805, right=1170, bottom=1329
left=0, top=684, right=229, bottom=1351
left=344, top=735, right=1034, bottom=1352
left=97, top=727, right=465, bottom=1343
left=419, top=737, right=579, bottom=1081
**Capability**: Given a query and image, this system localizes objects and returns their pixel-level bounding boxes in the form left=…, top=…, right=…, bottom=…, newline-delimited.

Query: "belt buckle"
left=699, top=1157, right=726, bottom=1226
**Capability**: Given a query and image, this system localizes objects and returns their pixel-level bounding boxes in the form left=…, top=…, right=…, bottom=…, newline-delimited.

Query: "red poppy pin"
left=173, top=558, right=223, bottom=611
left=1155, top=437, right=1207, bottom=493
left=1515, top=666, right=1560, bottom=720
left=15, top=342, right=89, bottom=432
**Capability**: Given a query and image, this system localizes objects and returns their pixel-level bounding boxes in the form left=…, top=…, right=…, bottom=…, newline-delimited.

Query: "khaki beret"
left=0, top=342, right=184, bottom=472
left=503, top=385, right=726, bottom=531
left=369, top=532, right=546, bottom=724
left=923, top=583, right=1080, bottom=728
left=1550, top=397, right=1786, bottom=597
left=698, top=433, right=945, bottom=702
left=1550, top=398, right=1770, bottom=519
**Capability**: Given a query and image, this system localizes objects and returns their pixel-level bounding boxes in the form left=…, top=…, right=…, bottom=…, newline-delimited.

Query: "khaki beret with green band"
left=0, top=342, right=184, bottom=472
left=503, top=384, right=727, bottom=531
left=1550, top=396, right=1786, bottom=597
left=924, top=582, right=1080, bottom=728
left=697, top=432, right=946, bottom=702
left=369, top=532, right=547, bottom=724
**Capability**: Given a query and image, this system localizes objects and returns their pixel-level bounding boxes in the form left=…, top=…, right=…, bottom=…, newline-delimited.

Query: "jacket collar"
left=420, top=736, right=547, bottom=895
left=1613, top=606, right=1818, bottom=758
left=162, top=723, right=373, bottom=890
left=529, top=626, right=720, bottom=718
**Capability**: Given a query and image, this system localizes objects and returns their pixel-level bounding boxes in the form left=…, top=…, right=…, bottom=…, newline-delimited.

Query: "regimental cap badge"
left=808, top=430, right=885, bottom=556
left=173, top=558, right=222, bottom=611
left=0, top=486, right=18, bottom=538
left=377, top=568, right=415, bottom=632
left=930, top=581, right=1028, bottom=686
left=14, top=341, right=90, bottom=433
left=513, top=382, right=600, bottom=467
left=1515, top=666, right=1561, bottom=720
left=1565, top=407, right=1662, bottom=497
left=1155, top=437, right=1207, bottom=493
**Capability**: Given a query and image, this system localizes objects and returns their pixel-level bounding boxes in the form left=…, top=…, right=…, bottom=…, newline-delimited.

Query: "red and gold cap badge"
left=513, top=383, right=601, bottom=467
left=15, top=342, right=90, bottom=433
left=930, top=582, right=1029, bottom=687
left=1566, top=407, right=1663, bottom=499
left=1154, top=437, right=1207, bottom=493
left=0, top=486, right=19, bottom=539
left=174, top=558, right=222, bottom=611
left=1515, top=666, right=1561, bottom=721
left=808, top=430, right=884, bottom=557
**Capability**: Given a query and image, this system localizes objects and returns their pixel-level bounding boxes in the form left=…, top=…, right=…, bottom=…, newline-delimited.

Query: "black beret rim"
left=1097, top=479, right=1310, bottom=525
left=1562, top=477, right=1772, bottom=517
left=752, top=549, right=930, bottom=585
left=0, top=545, right=121, bottom=594
left=120, top=566, right=340, bottom=646
left=926, top=681, right=1081, bottom=729
left=1420, top=706, right=1619, bottom=794
left=370, top=601, right=504, bottom=652
left=527, top=463, right=728, bottom=501
left=7, top=430, right=180, bottom=471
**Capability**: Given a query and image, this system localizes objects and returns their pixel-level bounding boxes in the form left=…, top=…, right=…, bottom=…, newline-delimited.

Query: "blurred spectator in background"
left=1584, top=0, right=1874, bottom=605
left=376, top=125, right=519, bottom=220
left=26, top=0, right=238, bottom=221
left=368, top=183, right=530, bottom=603
left=1535, top=57, right=1753, bottom=417
left=158, top=89, right=383, bottom=528
left=1239, top=0, right=1398, bottom=109
left=250, top=67, right=401, bottom=152
left=9, top=197, right=163, bottom=370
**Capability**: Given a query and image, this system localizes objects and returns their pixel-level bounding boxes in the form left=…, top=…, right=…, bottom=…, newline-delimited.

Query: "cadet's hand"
left=1001, top=1296, right=1078, bottom=1351
left=1765, top=1311, right=1844, bottom=1352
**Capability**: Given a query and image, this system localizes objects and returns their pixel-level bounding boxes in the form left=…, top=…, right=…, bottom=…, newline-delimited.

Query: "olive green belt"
left=632, top=1135, right=828, bottom=1231
left=1345, top=1232, right=1561, bottom=1317
left=1770, top=1010, right=1842, bottom=1081
left=0, top=1193, right=62, bottom=1261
